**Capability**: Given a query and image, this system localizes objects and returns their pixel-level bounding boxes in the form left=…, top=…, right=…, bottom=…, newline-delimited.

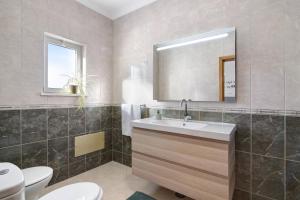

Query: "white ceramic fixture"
left=131, top=118, right=236, bottom=141
left=39, top=182, right=103, bottom=200
left=22, top=167, right=53, bottom=200
left=0, top=163, right=25, bottom=200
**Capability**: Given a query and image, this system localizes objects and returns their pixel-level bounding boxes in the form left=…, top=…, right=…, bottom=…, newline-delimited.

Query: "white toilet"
left=0, top=163, right=103, bottom=200
left=22, top=167, right=53, bottom=200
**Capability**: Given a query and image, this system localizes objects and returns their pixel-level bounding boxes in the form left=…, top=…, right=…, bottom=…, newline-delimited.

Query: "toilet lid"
left=22, top=166, right=53, bottom=187
left=39, top=182, right=102, bottom=200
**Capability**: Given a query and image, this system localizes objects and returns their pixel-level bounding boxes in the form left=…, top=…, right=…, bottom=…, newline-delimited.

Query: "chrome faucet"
left=180, top=99, right=192, bottom=122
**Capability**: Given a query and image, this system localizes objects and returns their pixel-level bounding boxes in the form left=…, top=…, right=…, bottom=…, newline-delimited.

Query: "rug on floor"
left=127, top=192, right=156, bottom=200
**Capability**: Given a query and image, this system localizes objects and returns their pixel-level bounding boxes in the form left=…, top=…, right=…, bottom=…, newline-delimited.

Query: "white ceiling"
left=76, top=0, right=158, bottom=20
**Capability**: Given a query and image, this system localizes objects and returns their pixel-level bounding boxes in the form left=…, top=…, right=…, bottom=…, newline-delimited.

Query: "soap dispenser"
left=155, top=110, right=162, bottom=120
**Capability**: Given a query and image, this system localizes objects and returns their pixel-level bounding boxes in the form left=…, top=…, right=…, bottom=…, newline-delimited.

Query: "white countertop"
left=131, top=118, right=236, bottom=141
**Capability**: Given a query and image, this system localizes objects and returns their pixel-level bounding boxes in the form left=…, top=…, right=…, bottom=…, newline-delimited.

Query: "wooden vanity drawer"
left=133, top=152, right=232, bottom=200
left=132, top=128, right=233, bottom=177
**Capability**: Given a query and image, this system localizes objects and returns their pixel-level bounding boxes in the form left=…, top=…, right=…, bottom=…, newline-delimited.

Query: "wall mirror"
left=153, top=27, right=236, bottom=102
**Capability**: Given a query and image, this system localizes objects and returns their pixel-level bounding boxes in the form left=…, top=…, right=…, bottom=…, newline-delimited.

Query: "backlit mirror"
left=153, top=27, right=236, bottom=102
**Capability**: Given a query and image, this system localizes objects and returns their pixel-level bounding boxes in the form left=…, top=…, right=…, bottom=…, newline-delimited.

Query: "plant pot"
left=69, top=85, right=78, bottom=94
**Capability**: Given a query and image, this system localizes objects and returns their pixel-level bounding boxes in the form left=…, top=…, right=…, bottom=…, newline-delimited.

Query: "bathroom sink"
left=131, top=118, right=236, bottom=141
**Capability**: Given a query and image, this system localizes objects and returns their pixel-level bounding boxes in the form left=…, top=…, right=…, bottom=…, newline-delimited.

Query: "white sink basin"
left=131, top=118, right=236, bottom=141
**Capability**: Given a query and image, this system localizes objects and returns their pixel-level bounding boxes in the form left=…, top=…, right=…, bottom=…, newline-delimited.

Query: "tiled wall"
left=141, top=107, right=299, bottom=200
left=0, top=106, right=114, bottom=185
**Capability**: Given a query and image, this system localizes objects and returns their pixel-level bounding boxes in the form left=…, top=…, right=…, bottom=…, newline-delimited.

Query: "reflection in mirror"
left=153, top=27, right=236, bottom=102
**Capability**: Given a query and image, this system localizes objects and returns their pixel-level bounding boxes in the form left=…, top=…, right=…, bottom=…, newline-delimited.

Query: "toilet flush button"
left=0, top=169, right=9, bottom=175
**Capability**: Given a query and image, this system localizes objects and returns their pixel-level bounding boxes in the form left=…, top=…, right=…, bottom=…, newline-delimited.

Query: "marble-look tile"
left=48, top=137, right=68, bottom=169
left=123, top=154, right=132, bottom=167
left=113, top=150, right=123, bottom=164
left=149, top=108, right=160, bottom=118
left=122, top=136, right=132, bottom=155
left=252, top=155, right=284, bottom=200
left=48, top=108, right=68, bottom=139
left=252, top=115, right=284, bottom=158
left=286, top=160, right=300, bottom=200
left=112, top=128, right=122, bottom=152
left=235, top=151, right=251, bottom=191
left=21, top=109, right=47, bottom=143
left=252, top=194, right=273, bottom=200
left=69, top=108, right=85, bottom=136
left=233, top=189, right=250, bottom=200
left=161, top=109, right=181, bottom=119
left=69, top=159, right=86, bottom=177
left=22, top=141, right=47, bottom=168
left=49, top=164, right=68, bottom=185
left=0, top=110, right=20, bottom=148
left=86, top=107, right=101, bottom=133
left=100, top=106, right=112, bottom=130
left=200, top=111, right=222, bottom=122
left=223, top=113, right=251, bottom=152
left=103, top=128, right=112, bottom=152
left=86, top=152, right=101, bottom=170
left=101, top=150, right=112, bottom=165
left=286, top=116, right=300, bottom=161
left=112, top=106, right=121, bottom=129
left=0, top=145, right=21, bottom=167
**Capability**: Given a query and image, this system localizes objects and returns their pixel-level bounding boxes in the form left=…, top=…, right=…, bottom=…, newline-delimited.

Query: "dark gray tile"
left=48, top=137, right=68, bottom=169
left=200, top=111, right=222, bottom=122
left=86, top=107, right=101, bottom=133
left=113, top=150, right=122, bottom=164
left=0, top=110, right=20, bottom=148
left=224, top=113, right=251, bottom=152
left=101, top=150, right=112, bottom=165
left=21, top=109, right=47, bottom=143
left=68, top=135, right=85, bottom=163
left=22, top=141, right=47, bottom=168
left=286, top=116, right=300, bottom=161
left=233, top=189, right=250, bottom=200
left=252, top=155, right=284, bottom=200
left=112, top=128, right=122, bottom=152
left=252, top=194, right=273, bottom=200
left=49, top=164, right=68, bottom=185
left=235, top=151, right=251, bottom=191
left=69, top=159, right=85, bottom=177
left=161, top=109, right=181, bottom=119
left=100, top=106, right=112, bottom=130
left=86, top=153, right=101, bottom=170
left=48, top=108, right=68, bottom=139
left=0, top=145, right=21, bottom=167
left=123, top=154, right=132, bottom=167
left=69, top=108, right=85, bottom=136
left=112, top=106, right=121, bottom=129
left=252, top=115, right=284, bottom=158
left=122, top=136, right=131, bottom=155
left=102, top=129, right=112, bottom=152
left=286, top=160, right=300, bottom=200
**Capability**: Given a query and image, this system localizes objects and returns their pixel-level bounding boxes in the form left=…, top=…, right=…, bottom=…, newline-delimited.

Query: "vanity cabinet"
left=132, top=128, right=235, bottom=200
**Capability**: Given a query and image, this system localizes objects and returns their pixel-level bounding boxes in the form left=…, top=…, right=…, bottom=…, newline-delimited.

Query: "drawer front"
left=132, top=128, right=230, bottom=177
left=132, top=152, right=229, bottom=200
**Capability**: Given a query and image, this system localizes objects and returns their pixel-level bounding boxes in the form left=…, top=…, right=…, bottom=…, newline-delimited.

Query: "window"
left=44, top=33, right=85, bottom=95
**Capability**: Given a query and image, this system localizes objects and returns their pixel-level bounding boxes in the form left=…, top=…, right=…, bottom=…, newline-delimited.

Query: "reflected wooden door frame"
left=219, top=55, right=235, bottom=101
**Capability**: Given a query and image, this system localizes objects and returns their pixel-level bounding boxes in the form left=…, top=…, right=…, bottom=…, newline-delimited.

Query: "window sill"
left=41, top=92, right=84, bottom=97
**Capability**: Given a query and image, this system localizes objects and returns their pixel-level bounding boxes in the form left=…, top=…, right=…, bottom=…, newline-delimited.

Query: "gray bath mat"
left=127, top=192, right=156, bottom=200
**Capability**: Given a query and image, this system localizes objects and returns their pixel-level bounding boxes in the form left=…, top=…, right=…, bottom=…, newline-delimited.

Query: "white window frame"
left=43, top=32, right=86, bottom=95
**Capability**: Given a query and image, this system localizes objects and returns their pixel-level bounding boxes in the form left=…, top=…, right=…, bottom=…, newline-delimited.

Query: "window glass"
left=47, top=44, right=77, bottom=89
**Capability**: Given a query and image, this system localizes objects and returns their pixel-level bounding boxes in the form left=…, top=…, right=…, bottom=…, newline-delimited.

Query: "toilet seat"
left=22, top=167, right=53, bottom=187
left=39, top=182, right=102, bottom=200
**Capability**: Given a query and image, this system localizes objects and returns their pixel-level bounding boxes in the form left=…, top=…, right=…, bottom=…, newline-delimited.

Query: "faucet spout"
left=180, top=99, right=192, bottom=121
